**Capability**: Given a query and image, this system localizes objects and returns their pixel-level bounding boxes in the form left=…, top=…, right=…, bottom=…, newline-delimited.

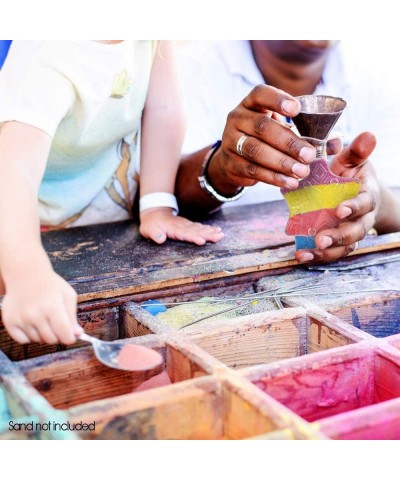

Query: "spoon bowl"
left=78, top=333, right=164, bottom=375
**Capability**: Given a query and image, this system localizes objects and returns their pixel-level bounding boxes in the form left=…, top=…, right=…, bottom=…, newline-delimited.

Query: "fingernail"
left=285, top=177, right=299, bottom=189
left=299, top=252, right=314, bottom=262
left=292, top=163, right=310, bottom=177
left=299, top=146, right=316, bottom=163
left=318, top=236, right=332, bottom=249
left=282, top=99, right=298, bottom=115
left=337, top=206, right=352, bottom=219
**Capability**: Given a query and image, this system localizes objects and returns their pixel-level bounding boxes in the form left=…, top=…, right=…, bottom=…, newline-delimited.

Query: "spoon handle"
left=77, top=332, right=98, bottom=345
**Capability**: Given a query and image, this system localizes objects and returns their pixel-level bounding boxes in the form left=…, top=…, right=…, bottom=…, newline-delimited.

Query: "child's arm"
left=139, top=41, right=224, bottom=246
left=0, top=121, right=82, bottom=344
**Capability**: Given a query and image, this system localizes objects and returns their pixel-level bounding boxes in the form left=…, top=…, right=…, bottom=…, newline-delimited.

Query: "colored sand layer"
left=281, top=159, right=360, bottom=249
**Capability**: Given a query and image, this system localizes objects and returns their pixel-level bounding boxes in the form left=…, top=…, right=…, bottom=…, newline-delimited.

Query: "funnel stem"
left=315, top=143, right=326, bottom=160
left=301, top=137, right=327, bottom=161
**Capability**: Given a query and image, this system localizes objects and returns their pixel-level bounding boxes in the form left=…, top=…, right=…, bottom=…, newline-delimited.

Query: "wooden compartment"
left=284, top=292, right=400, bottom=339
left=17, top=336, right=220, bottom=410
left=0, top=383, right=35, bottom=440
left=248, top=428, right=326, bottom=440
left=306, top=307, right=368, bottom=353
left=242, top=343, right=400, bottom=423
left=265, top=261, right=400, bottom=339
left=388, top=333, right=400, bottom=355
left=327, top=293, right=400, bottom=338
left=185, top=308, right=359, bottom=369
left=317, top=397, right=400, bottom=440
left=121, top=289, right=278, bottom=335
left=0, top=351, right=78, bottom=440
left=0, top=276, right=279, bottom=363
left=67, top=375, right=305, bottom=440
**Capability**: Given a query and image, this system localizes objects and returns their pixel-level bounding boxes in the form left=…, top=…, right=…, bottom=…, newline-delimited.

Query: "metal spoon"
left=77, top=333, right=164, bottom=376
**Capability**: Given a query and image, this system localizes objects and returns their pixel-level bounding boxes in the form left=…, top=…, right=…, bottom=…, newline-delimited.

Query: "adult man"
left=175, top=40, right=400, bottom=263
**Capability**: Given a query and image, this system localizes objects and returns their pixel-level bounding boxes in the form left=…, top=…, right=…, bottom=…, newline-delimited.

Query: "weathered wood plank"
left=0, top=350, right=78, bottom=439
left=241, top=343, right=400, bottom=424
left=69, top=232, right=400, bottom=302
left=17, top=336, right=217, bottom=410
left=244, top=345, right=375, bottom=422
left=42, top=201, right=291, bottom=281
left=1, top=200, right=396, bottom=306
left=307, top=318, right=358, bottom=354
left=69, top=378, right=225, bottom=440
left=329, top=297, right=400, bottom=338
left=68, top=373, right=305, bottom=440
left=187, top=308, right=307, bottom=369
left=318, top=397, right=400, bottom=440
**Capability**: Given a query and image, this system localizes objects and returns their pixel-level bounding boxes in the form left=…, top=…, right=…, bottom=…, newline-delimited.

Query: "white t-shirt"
left=177, top=41, right=400, bottom=206
left=0, top=40, right=155, bottom=227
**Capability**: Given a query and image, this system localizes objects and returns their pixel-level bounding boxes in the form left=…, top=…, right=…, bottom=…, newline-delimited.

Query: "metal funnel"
left=292, top=95, right=346, bottom=140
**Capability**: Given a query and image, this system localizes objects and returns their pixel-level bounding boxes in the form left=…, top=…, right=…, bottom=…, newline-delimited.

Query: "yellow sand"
left=155, top=296, right=276, bottom=330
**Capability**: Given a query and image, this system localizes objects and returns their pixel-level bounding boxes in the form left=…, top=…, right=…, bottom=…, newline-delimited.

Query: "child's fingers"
left=176, top=223, right=224, bottom=245
left=175, top=228, right=207, bottom=246
left=166, top=220, right=206, bottom=245
left=73, top=324, right=84, bottom=336
left=140, top=212, right=224, bottom=245
left=35, top=322, right=59, bottom=344
left=48, top=309, right=77, bottom=345
left=63, top=287, right=79, bottom=328
left=140, top=223, right=167, bottom=244
left=2, top=307, right=40, bottom=343
left=165, top=222, right=219, bottom=246
left=196, top=225, right=225, bottom=243
left=25, top=325, right=42, bottom=343
left=64, top=296, right=84, bottom=337
left=7, top=325, right=30, bottom=344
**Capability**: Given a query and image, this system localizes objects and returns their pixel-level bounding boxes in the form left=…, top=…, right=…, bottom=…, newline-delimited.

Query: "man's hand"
left=207, top=85, right=318, bottom=197
left=296, top=132, right=380, bottom=263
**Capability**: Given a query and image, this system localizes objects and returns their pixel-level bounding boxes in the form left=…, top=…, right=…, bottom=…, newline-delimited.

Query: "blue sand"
left=142, top=300, right=167, bottom=315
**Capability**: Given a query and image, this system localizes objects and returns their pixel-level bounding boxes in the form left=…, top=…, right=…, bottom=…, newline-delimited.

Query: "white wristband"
left=139, top=192, right=179, bottom=215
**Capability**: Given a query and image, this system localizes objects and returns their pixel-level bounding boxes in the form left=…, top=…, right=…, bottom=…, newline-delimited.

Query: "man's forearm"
left=175, top=147, right=222, bottom=218
left=175, top=146, right=243, bottom=218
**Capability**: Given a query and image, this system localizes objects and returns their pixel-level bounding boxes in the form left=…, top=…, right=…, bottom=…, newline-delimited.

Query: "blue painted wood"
left=0, top=40, right=11, bottom=68
left=0, top=350, right=79, bottom=439
left=350, top=299, right=400, bottom=338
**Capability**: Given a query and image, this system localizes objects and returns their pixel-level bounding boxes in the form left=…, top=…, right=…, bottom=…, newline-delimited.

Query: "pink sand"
left=134, top=371, right=172, bottom=392
left=117, top=344, right=163, bottom=371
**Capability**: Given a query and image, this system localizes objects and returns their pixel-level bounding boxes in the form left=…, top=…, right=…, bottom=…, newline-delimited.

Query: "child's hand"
left=2, top=265, right=83, bottom=345
left=140, top=208, right=224, bottom=246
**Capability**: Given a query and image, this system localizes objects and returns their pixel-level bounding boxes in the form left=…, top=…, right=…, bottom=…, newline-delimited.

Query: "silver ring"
left=236, top=135, right=248, bottom=156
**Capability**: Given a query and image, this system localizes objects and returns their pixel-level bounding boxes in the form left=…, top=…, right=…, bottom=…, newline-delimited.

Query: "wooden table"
left=2, top=199, right=400, bottom=440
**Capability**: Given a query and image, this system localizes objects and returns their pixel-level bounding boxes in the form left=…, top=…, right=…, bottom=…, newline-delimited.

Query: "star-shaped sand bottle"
left=281, top=95, right=361, bottom=250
